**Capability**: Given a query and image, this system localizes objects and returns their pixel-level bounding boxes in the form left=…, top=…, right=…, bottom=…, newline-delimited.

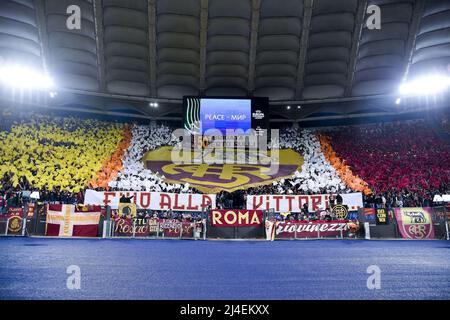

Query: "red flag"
left=46, top=204, right=101, bottom=237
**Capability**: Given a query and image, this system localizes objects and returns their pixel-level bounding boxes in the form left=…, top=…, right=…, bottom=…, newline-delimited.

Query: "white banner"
left=84, top=190, right=216, bottom=211
left=246, top=193, right=363, bottom=212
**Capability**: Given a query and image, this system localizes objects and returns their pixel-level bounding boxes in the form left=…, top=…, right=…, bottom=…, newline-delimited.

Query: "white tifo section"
left=277, top=127, right=347, bottom=193
left=108, top=124, right=190, bottom=192
left=110, top=124, right=350, bottom=193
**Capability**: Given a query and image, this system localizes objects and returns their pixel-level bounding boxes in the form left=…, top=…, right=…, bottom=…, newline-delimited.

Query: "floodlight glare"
left=0, top=65, right=54, bottom=89
left=399, top=74, right=450, bottom=96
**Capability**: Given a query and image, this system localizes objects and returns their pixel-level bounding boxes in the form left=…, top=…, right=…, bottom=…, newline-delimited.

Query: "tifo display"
left=0, top=113, right=449, bottom=241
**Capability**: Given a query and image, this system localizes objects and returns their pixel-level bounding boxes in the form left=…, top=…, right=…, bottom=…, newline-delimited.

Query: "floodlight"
left=399, top=74, right=450, bottom=96
left=0, top=65, right=54, bottom=89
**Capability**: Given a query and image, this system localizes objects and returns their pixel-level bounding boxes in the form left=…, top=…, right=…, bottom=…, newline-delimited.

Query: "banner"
left=7, top=216, right=22, bottom=234
left=7, top=207, right=23, bottom=216
left=432, top=206, right=447, bottom=222
left=118, top=203, right=137, bottom=218
left=375, top=208, right=389, bottom=225
left=331, top=204, right=348, bottom=220
left=363, top=208, right=376, bottom=221
left=210, top=210, right=263, bottom=227
left=113, top=218, right=200, bottom=238
left=4, top=207, right=23, bottom=235
left=247, top=193, right=363, bottom=212
left=265, top=220, right=276, bottom=241
left=27, top=204, right=35, bottom=217
left=46, top=204, right=101, bottom=237
left=273, top=221, right=350, bottom=239
left=160, top=219, right=195, bottom=237
left=84, top=190, right=215, bottom=211
left=394, top=207, right=435, bottom=239
left=113, top=217, right=157, bottom=237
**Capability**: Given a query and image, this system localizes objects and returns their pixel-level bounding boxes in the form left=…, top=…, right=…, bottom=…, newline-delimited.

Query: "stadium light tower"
left=399, top=74, right=450, bottom=96
left=0, top=64, right=54, bottom=89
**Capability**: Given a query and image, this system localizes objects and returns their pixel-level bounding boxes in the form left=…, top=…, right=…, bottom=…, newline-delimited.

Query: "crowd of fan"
left=0, top=115, right=124, bottom=212
left=1, top=114, right=449, bottom=215
left=325, top=120, right=450, bottom=208
left=106, top=123, right=189, bottom=192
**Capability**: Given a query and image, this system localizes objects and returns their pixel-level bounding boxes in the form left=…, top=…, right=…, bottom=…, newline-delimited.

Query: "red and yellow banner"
left=46, top=204, right=101, bottom=237
left=210, top=210, right=263, bottom=227
left=394, top=207, right=435, bottom=239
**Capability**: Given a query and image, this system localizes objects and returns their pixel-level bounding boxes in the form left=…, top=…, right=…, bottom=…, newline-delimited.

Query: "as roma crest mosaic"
left=143, top=146, right=303, bottom=193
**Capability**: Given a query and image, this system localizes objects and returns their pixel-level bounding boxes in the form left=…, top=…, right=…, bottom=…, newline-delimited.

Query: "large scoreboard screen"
left=183, top=96, right=269, bottom=135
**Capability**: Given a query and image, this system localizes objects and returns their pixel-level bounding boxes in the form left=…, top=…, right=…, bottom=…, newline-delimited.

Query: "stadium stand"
left=0, top=115, right=124, bottom=203
left=0, top=115, right=449, bottom=212
left=325, top=121, right=450, bottom=207
left=107, top=123, right=188, bottom=192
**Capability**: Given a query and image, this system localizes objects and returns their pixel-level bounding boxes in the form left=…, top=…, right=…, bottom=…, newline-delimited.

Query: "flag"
left=265, top=220, right=277, bottom=241
left=118, top=203, right=137, bottom=218
left=46, top=204, right=101, bottom=237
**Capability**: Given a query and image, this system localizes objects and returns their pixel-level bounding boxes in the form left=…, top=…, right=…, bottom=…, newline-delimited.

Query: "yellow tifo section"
left=142, top=146, right=304, bottom=193
left=0, top=116, right=124, bottom=193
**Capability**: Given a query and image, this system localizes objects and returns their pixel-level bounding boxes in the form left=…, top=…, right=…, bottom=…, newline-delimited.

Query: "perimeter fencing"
left=0, top=204, right=448, bottom=240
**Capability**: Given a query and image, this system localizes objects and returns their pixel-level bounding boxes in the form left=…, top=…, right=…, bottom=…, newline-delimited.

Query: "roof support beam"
left=199, top=0, right=209, bottom=94
left=247, top=0, right=261, bottom=95
left=34, top=0, right=50, bottom=73
left=294, top=105, right=329, bottom=119
left=152, top=106, right=182, bottom=118
left=147, top=0, right=157, bottom=97
left=294, top=0, right=313, bottom=99
left=270, top=108, right=293, bottom=120
left=401, top=0, right=426, bottom=82
left=344, top=0, right=368, bottom=97
left=126, top=103, right=155, bottom=117
left=93, top=0, right=106, bottom=92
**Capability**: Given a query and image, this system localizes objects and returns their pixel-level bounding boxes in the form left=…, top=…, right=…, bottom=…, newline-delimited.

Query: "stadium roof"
left=0, top=0, right=449, bottom=122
